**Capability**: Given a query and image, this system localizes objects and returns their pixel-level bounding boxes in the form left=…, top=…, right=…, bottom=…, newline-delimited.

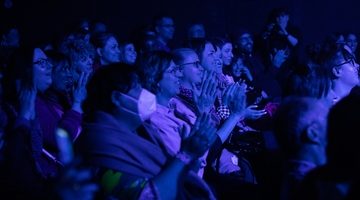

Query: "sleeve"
left=36, top=97, right=81, bottom=152
left=216, top=105, right=231, bottom=120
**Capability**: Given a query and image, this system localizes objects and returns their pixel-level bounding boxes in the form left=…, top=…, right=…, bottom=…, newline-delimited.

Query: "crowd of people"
left=0, top=6, right=359, bottom=200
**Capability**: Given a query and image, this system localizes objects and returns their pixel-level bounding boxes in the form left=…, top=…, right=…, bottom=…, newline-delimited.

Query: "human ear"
left=305, top=122, right=324, bottom=145
left=96, top=48, right=102, bottom=57
left=332, top=67, right=341, bottom=78
left=111, top=91, right=121, bottom=107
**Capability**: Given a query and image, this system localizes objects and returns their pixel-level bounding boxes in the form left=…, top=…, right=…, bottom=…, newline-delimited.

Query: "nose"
left=87, top=57, right=93, bottom=64
left=175, top=69, right=183, bottom=78
left=116, top=48, right=121, bottom=54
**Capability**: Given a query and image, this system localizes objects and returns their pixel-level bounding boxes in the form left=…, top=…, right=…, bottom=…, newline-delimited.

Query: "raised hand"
left=192, top=71, right=218, bottom=114
left=180, top=113, right=217, bottom=161
left=72, top=72, right=89, bottom=113
left=271, top=48, right=287, bottom=68
left=228, top=82, right=247, bottom=116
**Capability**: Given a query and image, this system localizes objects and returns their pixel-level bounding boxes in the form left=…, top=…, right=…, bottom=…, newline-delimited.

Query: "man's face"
left=235, top=33, right=253, bottom=54
left=157, top=17, right=174, bottom=41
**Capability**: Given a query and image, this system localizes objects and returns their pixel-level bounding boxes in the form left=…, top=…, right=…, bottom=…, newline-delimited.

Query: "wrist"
left=175, top=151, right=198, bottom=169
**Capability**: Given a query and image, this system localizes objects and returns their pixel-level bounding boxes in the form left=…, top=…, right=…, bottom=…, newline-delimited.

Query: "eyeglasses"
left=33, top=58, right=51, bottom=68
left=335, top=59, right=357, bottom=67
left=179, top=61, right=201, bottom=68
left=164, top=66, right=181, bottom=76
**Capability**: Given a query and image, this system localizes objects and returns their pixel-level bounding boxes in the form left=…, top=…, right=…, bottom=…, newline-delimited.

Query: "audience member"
left=119, top=40, right=137, bottom=65
left=90, top=33, right=120, bottom=70
left=274, top=96, right=329, bottom=200
left=344, top=31, right=359, bottom=60
left=76, top=63, right=217, bottom=199
left=153, top=15, right=174, bottom=52
left=187, top=23, right=206, bottom=39
left=295, top=95, right=360, bottom=199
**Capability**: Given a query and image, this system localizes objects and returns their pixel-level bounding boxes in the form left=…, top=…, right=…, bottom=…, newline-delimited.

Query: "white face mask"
left=120, top=89, right=157, bottom=121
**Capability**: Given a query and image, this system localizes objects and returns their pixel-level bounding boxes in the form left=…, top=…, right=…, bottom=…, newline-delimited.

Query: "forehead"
left=239, top=33, right=251, bottom=39
left=347, top=34, right=357, bottom=40
left=204, top=43, right=215, bottom=52
left=125, top=43, right=134, bottom=49
left=105, top=37, right=118, bottom=46
left=33, top=48, right=46, bottom=61
left=162, top=17, right=173, bottom=25
left=183, top=52, right=199, bottom=63
left=222, top=43, right=232, bottom=49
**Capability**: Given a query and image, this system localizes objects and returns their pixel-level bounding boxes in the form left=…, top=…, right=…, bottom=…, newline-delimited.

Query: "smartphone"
left=56, top=127, right=74, bottom=165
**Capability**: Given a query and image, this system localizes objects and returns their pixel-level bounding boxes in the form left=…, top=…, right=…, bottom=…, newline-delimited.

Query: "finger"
left=82, top=73, right=90, bottom=86
left=77, top=72, right=85, bottom=87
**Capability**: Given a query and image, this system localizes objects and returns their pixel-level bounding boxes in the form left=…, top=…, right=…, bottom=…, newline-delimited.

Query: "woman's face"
left=100, top=37, right=121, bottom=65
left=51, top=60, right=73, bottom=92
left=232, top=58, right=244, bottom=77
left=215, top=47, right=223, bottom=74
left=201, top=43, right=217, bottom=72
left=336, top=58, right=359, bottom=87
left=123, top=43, right=137, bottom=65
left=159, top=60, right=183, bottom=97
left=221, top=43, right=233, bottom=66
left=181, top=52, right=204, bottom=85
left=346, top=34, right=358, bottom=53
left=72, top=55, right=93, bottom=75
left=33, top=48, right=53, bottom=93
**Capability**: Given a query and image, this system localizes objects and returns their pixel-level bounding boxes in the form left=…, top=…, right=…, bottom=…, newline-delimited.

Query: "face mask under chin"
left=119, top=88, right=157, bottom=121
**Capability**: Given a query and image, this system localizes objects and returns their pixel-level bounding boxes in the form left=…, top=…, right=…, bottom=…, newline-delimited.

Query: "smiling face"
left=336, top=59, right=359, bottom=87
left=33, top=48, right=52, bottom=93
left=51, top=60, right=73, bottom=92
left=221, top=43, right=233, bottom=66
left=72, top=55, right=93, bottom=75
left=100, top=37, right=121, bottom=66
left=181, top=52, right=203, bottom=86
left=346, top=34, right=358, bottom=53
left=235, top=33, right=253, bottom=54
left=158, top=60, right=183, bottom=98
left=232, top=58, right=244, bottom=77
left=201, top=43, right=217, bottom=72
left=123, top=43, right=137, bottom=65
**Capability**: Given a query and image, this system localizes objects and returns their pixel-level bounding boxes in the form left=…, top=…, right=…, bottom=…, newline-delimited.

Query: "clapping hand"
left=192, top=71, right=218, bottom=114
left=180, top=113, right=217, bottom=161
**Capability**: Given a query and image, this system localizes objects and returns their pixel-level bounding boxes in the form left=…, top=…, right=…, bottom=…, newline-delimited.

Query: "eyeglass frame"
left=334, top=59, right=357, bottom=67
left=164, top=66, right=181, bottom=76
left=178, top=61, right=201, bottom=69
left=33, top=58, right=51, bottom=68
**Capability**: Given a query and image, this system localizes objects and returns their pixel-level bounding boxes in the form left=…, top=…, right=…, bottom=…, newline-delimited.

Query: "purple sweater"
left=35, top=88, right=82, bottom=175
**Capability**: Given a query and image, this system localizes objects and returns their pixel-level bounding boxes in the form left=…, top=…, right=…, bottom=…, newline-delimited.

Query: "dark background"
left=0, top=0, right=358, bottom=61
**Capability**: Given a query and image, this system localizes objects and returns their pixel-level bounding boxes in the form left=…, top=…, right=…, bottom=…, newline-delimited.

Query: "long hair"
left=137, top=51, right=172, bottom=94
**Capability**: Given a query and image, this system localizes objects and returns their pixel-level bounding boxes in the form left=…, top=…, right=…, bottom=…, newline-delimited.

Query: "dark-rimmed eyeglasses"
left=335, top=59, right=357, bottom=67
left=164, top=66, right=181, bottom=76
left=179, top=61, right=201, bottom=68
left=33, top=58, right=51, bottom=68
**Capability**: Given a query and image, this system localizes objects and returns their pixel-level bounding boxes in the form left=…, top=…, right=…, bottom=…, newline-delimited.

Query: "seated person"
left=273, top=96, right=329, bottom=200
left=295, top=95, right=360, bottom=199
left=75, top=63, right=217, bottom=199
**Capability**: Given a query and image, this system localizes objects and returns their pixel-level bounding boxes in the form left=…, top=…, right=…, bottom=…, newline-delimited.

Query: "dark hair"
left=283, top=62, right=331, bottom=99
left=2, top=45, right=38, bottom=105
left=327, top=95, right=360, bottom=166
left=267, top=7, right=289, bottom=24
left=152, top=15, right=172, bottom=30
left=187, top=23, right=205, bottom=38
left=59, top=40, right=95, bottom=64
left=133, top=34, right=157, bottom=55
left=45, top=50, right=70, bottom=73
left=82, top=63, right=139, bottom=113
left=171, top=48, right=196, bottom=65
left=322, top=32, right=344, bottom=47
left=183, top=38, right=216, bottom=62
left=211, top=36, right=230, bottom=49
left=138, top=51, right=173, bottom=94
left=118, top=39, right=134, bottom=63
left=90, top=32, right=117, bottom=49
left=317, top=43, right=355, bottom=79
